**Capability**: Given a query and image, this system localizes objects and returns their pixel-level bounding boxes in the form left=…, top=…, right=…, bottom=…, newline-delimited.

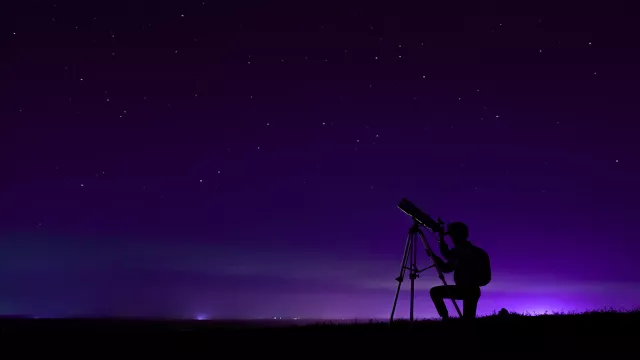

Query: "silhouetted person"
left=427, top=222, right=491, bottom=321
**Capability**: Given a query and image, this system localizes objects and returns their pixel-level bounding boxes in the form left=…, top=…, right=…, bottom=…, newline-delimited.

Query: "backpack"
left=472, top=245, right=492, bottom=286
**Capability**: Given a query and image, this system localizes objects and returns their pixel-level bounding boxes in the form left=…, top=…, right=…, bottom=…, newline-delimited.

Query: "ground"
left=1, top=309, right=638, bottom=352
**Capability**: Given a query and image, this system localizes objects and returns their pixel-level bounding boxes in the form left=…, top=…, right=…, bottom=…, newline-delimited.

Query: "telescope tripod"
left=390, top=221, right=462, bottom=323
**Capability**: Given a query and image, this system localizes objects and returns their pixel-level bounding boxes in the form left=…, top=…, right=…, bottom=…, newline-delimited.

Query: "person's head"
left=447, top=222, right=469, bottom=245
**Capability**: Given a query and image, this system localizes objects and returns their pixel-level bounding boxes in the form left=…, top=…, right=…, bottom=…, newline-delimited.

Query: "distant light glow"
left=195, top=314, right=208, bottom=320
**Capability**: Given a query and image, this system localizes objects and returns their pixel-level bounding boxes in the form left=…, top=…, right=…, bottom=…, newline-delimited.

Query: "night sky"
left=2, top=1, right=640, bottom=319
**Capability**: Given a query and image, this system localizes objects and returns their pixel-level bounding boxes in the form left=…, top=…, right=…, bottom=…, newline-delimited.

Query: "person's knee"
left=430, top=286, right=442, bottom=299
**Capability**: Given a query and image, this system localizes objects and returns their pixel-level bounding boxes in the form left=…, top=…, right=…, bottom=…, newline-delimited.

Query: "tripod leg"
left=409, top=233, right=417, bottom=322
left=390, top=233, right=412, bottom=323
left=436, top=272, right=463, bottom=318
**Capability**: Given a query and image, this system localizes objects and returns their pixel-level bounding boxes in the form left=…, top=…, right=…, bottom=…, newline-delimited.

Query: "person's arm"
left=436, top=256, right=455, bottom=273
left=440, top=240, right=453, bottom=260
left=427, top=251, right=455, bottom=273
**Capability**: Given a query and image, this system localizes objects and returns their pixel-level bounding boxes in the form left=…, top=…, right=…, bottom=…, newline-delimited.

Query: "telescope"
left=397, top=198, right=445, bottom=234
left=390, top=198, right=463, bottom=323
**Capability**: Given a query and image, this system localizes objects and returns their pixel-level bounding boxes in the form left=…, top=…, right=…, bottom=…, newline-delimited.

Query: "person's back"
left=450, top=241, right=491, bottom=288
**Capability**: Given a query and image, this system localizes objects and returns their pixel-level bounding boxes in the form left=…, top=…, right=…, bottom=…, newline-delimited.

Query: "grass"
left=1, top=308, right=638, bottom=351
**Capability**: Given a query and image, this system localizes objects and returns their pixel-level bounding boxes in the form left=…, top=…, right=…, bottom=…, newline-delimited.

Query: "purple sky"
left=2, top=1, right=640, bottom=319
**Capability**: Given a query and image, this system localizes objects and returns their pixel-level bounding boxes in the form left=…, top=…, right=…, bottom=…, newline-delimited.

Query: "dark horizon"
left=3, top=1, right=640, bottom=319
